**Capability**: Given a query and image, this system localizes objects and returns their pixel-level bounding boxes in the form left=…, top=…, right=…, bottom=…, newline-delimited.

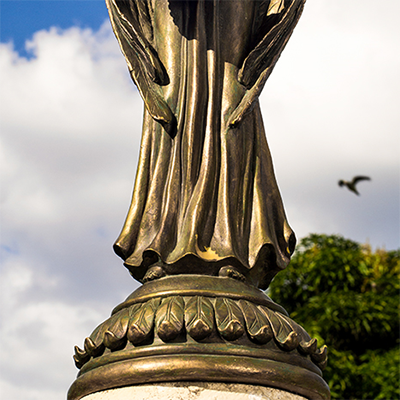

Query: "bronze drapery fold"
left=105, top=0, right=305, bottom=289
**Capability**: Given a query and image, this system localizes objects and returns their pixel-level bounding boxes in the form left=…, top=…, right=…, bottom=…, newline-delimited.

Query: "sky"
left=0, top=1, right=399, bottom=399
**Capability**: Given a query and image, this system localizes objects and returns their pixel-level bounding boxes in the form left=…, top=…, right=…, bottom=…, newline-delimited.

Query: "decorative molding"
left=74, top=293, right=327, bottom=371
left=69, top=276, right=329, bottom=400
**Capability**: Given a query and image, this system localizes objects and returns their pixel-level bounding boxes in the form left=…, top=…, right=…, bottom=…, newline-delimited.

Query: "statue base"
left=80, top=382, right=308, bottom=400
left=68, top=275, right=330, bottom=400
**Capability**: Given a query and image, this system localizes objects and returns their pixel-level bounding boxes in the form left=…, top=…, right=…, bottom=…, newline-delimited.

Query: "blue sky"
left=1, top=1, right=108, bottom=56
left=0, top=1, right=399, bottom=399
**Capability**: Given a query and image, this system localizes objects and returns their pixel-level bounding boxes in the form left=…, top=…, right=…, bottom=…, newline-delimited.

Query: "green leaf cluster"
left=268, top=234, right=400, bottom=399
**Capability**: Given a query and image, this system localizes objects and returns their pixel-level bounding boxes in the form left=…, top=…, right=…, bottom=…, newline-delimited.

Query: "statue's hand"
left=238, top=0, right=306, bottom=89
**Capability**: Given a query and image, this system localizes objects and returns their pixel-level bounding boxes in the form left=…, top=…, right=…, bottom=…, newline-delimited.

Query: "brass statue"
left=107, top=0, right=301, bottom=289
left=68, top=1, right=331, bottom=399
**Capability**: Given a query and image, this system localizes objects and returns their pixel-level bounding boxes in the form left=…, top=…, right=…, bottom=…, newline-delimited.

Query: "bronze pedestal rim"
left=78, top=342, right=323, bottom=377
left=68, top=354, right=330, bottom=400
left=112, top=274, right=288, bottom=316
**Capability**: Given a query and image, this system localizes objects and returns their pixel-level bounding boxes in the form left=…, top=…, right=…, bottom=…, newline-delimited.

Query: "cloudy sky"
left=0, top=1, right=399, bottom=399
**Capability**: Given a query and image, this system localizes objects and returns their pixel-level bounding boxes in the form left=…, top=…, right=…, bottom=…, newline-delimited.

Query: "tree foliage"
left=268, top=234, right=400, bottom=399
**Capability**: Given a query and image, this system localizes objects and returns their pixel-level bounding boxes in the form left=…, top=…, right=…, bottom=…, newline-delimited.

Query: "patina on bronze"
left=68, top=1, right=330, bottom=399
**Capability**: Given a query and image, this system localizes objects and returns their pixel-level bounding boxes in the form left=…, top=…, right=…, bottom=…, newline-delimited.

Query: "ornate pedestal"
left=68, top=275, right=330, bottom=400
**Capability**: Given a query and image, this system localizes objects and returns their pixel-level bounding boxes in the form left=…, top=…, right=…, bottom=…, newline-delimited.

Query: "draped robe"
left=106, top=0, right=305, bottom=289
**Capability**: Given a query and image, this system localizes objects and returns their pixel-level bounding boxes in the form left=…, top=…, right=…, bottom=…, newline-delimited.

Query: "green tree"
left=268, top=234, right=400, bottom=399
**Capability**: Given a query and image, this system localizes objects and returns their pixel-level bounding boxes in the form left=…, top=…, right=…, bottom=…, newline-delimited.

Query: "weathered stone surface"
left=82, top=382, right=307, bottom=400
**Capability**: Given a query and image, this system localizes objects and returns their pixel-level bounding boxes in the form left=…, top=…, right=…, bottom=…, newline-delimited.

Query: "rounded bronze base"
left=68, top=275, right=330, bottom=400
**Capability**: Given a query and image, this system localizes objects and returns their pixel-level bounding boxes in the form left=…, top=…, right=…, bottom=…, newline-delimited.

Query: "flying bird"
left=338, top=176, right=371, bottom=195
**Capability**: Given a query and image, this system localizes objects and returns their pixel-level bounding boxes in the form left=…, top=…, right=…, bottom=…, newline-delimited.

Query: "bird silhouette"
left=338, top=176, right=371, bottom=195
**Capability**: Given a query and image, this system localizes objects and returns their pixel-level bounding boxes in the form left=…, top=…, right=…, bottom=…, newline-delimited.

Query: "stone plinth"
left=81, top=382, right=308, bottom=400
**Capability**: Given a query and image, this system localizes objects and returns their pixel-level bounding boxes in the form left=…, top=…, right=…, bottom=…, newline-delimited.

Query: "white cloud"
left=0, top=21, right=142, bottom=298
left=0, top=261, right=34, bottom=306
left=0, top=299, right=105, bottom=399
left=0, top=2, right=399, bottom=399
left=261, top=1, right=400, bottom=248
left=1, top=21, right=141, bottom=399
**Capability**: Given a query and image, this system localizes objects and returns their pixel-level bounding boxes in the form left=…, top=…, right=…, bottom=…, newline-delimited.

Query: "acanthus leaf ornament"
left=215, top=297, right=245, bottom=341
left=155, top=296, right=185, bottom=342
left=239, top=299, right=273, bottom=344
left=127, top=299, right=159, bottom=345
left=185, top=296, right=214, bottom=341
